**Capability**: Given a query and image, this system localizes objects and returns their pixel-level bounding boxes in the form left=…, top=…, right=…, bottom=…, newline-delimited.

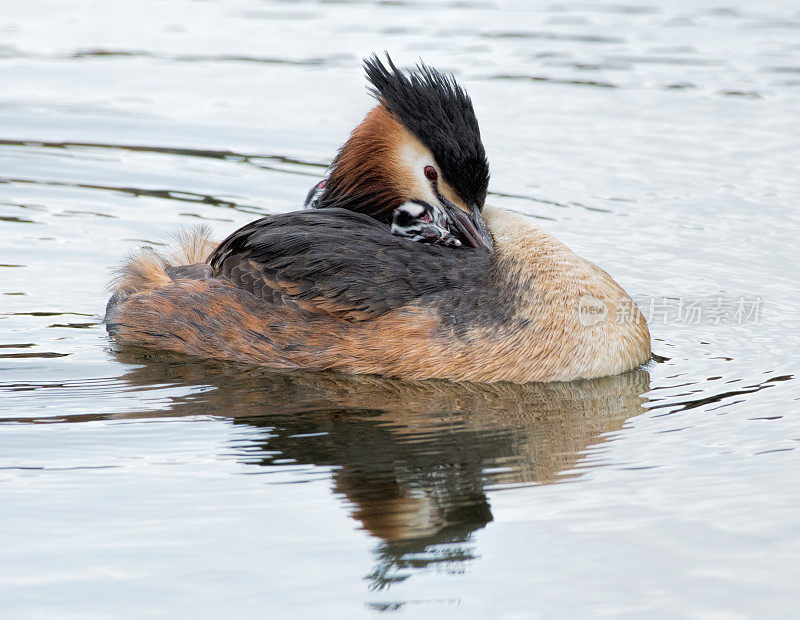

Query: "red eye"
left=424, top=165, right=438, bottom=182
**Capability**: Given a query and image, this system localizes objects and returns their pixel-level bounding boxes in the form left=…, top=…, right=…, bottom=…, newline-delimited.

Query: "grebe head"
left=304, top=179, right=327, bottom=209
left=314, top=54, right=493, bottom=251
left=391, top=200, right=462, bottom=247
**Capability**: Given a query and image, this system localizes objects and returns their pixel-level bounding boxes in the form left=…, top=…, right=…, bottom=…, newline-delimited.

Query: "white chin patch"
left=391, top=222, right=421, bottom=239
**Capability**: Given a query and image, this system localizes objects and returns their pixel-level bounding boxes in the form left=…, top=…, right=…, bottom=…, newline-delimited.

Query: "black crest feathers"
left=364, top=54, right=490, bottom=209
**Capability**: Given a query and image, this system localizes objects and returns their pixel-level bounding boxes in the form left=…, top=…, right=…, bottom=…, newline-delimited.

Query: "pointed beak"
left=445, top=202, right=494, bottom=252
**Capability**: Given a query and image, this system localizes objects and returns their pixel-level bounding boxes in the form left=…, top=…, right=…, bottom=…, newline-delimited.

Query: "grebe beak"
left=444, top=201, right=494, bottom=252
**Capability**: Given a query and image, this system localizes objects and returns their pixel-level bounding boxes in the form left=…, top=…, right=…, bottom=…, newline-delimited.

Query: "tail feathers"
left=110, top=247, right=171, bottom=297
left=108, top=225, right=217, bottom=298
left=168, top=224, right=217, bottom=267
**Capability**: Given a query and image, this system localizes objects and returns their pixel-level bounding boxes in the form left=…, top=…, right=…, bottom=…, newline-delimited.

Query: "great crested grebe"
left=105, top=55, right=651, bottom=383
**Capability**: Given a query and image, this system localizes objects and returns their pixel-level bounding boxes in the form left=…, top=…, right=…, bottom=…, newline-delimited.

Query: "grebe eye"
left=424, top=165, right=438, bottom=182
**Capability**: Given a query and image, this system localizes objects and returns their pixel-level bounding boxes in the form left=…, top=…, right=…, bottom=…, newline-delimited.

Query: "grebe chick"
left=303, top=179, right=327, bottom=209
left=391, top=201, right=461, bottom=247
left=307, top=181, right=460, bottom=247
left=303, top=180, right=461, bottom=248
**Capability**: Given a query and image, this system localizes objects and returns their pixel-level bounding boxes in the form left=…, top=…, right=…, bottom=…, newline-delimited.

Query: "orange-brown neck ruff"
left=316, top=106, right=405, bottom=222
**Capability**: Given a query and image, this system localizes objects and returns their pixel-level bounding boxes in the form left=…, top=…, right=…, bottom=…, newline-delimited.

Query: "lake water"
left=1, top=0, right=799, bottom=617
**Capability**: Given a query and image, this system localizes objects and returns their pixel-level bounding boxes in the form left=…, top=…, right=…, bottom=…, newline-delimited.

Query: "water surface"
left=1, top=0, right=799, bottom=617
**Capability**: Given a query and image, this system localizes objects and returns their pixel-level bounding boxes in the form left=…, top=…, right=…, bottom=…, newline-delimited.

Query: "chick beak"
left=445, top=202, right=494, bottom=252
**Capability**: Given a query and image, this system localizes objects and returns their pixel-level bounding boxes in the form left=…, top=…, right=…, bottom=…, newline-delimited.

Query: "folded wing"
left=208, top=208, right=489, bottom=322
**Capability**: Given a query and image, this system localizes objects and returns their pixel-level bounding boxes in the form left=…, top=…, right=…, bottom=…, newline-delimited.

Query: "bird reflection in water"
left=110, top=348, right=650, bottom=590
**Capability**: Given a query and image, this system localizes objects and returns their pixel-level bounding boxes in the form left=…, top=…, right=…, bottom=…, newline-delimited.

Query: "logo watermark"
left=579, top=295, right=762, bottom=326
left=578, top=295, right=609, bottom=326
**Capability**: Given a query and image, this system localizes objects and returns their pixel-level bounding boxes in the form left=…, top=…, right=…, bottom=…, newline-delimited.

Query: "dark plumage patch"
left=364, top=54, right=490, bottom=209
left=207, top=208, right=490, bottom=322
